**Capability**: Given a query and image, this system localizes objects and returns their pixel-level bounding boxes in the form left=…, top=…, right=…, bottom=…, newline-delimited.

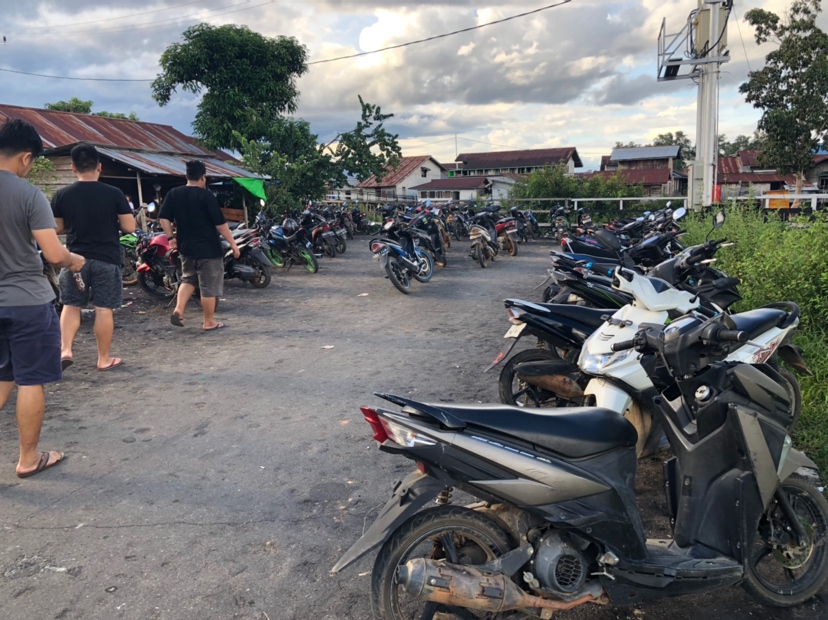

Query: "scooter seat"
left=432, top=404, right=637, bottom=459
left=729, top=308, right=788, bottom=340
left=537, top=304, right=612, bottom=329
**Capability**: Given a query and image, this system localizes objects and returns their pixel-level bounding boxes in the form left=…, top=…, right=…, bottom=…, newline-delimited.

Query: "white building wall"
left=396, top=159, right=445, bottom=198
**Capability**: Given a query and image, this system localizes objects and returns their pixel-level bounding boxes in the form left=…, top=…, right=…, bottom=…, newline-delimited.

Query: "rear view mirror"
left=665, top=201, right=672, bottom=208
left=260, top=199, right=266, bottom=207
left=673, top=207, right=688, bottom=221
left=714, top=210, right=726, bottom=228
left=648, top=213, right=656, bottom=221
left=594, top=229, right=623, bottom=252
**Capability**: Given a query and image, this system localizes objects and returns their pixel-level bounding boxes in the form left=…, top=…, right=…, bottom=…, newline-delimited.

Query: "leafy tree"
left=238, top=97, right=402, bottom=214
left=45, top=97, right=92, bottom=114
left=152, top=24, right=308, bottom=151
left=613, top=141, right=642, bottom=149
left=652, top=131, right=695, bottom=167
left=511, top=164, right=645, bottom=201
left=44, top=97, right=139, bottom=120
left=740, top=0, right=828, bottom=199
left=319, top=96, right=401, bottom=184
left=718, top=131, right=766, bottom=157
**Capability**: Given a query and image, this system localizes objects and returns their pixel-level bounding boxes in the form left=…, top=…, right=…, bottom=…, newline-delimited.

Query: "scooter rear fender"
left=330, top=471, right=446, bottom=573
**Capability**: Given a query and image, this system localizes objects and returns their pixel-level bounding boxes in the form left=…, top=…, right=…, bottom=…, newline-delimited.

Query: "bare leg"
left=201, top=297, right=218, bottom=329
left=15, top=385, right=62, bottom=474
left=174, top=283, right=196, bottom=321
left=0, top=381, right=14, bottom=411
left=93, top=307, right=118, bottom=369
left=60, top=305, right=82, bottom=360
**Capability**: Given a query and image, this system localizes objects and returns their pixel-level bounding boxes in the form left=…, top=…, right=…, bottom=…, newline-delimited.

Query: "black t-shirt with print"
left=159, top=186, right=226, bottom=259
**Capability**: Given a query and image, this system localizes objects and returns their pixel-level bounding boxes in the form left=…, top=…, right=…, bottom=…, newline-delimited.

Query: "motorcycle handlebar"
left=611, top=339, right=636, bottom=352
left=718, top=329, right=749, bottom=343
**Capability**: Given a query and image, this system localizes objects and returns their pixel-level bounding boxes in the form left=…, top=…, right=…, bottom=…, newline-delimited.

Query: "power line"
left=733, top=7, right=752, bottom=72
left=17, top=0, right=214, bottom=31
left=307, top=0, right=573, bottom=66
left=399, top=136, right=456, bottom=149
left=0, top=67, right=153, bottom=82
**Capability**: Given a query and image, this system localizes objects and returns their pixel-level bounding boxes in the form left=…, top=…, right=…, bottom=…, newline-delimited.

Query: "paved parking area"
left=0, top=239, right=824, bottom=620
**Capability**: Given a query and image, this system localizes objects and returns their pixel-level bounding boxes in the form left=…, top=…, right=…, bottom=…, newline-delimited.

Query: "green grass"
left=685, top=204, right=828, bottom=471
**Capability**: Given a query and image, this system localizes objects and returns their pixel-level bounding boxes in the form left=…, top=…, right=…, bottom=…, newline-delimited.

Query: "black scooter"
left=333, top=314, right=827, bottom=618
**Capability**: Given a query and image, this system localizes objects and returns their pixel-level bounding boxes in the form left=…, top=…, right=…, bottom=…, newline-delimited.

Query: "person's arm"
left=159, top=218, right=176, bottom=249
left=50, top=191, right=66, bottom=234
left=54, top=217, right=66, bottom=235
left=216, top=223, right=240, bottom=258
left=118, top=213, right=136, bottom=234
left=32, top=228, right=85, bottom=271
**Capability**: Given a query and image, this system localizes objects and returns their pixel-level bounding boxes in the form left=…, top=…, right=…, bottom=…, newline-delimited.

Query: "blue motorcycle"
left=369, top=221, right=434, bottom=294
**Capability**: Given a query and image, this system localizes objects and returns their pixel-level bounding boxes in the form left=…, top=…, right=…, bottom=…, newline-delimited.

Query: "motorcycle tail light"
left=370, top=242, right=384, bottom=253
left=360, top=407, right=388, bottom=443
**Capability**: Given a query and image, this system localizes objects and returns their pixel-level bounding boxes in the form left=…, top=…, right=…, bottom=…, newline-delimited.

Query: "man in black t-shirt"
left=159, top=160, right=239, bottom=331
left=51, top=143, right=135, bottom=371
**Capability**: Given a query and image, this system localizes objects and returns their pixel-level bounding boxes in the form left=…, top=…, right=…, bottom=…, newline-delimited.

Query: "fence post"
left=813, top=196, right=818, bottom=211
left=619, top=199, right=624, bottom=211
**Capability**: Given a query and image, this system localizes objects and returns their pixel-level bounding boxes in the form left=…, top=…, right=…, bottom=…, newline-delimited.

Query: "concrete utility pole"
left=658, top=1, right=731, bottom=210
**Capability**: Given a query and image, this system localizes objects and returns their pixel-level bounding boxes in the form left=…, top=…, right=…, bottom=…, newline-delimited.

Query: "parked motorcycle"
left=258, top=213, right=319, bottom=274
left=223, top=226, right=272, bottom=288
left=332, top=313, right=827, bottom=617
left=469, top=223, right=497, bottom=268
left=369, top=222, right=434, bottom=294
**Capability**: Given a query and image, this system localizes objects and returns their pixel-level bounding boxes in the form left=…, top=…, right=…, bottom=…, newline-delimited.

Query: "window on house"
left=421, top=167, right=429, bottom=178
left=820, top=176, right=828, bottom=192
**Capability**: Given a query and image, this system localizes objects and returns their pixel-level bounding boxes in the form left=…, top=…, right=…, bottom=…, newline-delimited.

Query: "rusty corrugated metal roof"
left=0, top=104, right=215, bottom=156
left=97, top=148, right=264, bottom=179
left=358, top=156, right=443, bottom=189
left=457, top=147, right=583, bottom=169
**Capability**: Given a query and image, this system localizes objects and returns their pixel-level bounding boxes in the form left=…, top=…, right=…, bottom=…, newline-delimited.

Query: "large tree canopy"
left=152, top=24, right=308, bottom=151
left=740, top=0, right=828, bottom=195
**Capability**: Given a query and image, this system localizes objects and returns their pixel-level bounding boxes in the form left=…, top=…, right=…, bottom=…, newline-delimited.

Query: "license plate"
left=323, top=231, right=335, bottom=238
left=504, top=323, right=526, bottom=339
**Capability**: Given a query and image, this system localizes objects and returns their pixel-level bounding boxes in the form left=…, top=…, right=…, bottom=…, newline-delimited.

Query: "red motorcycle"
left=494, top=216, right=520, bottom=257
left=136, top=233, right=184, bottom=300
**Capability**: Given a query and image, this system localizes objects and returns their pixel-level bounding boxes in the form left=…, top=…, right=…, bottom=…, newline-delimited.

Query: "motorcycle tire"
left=412, top=251, right=434, bottom=283
left=498, top=349, right=561, bottom=407
left=742, top=475, right=828, bottom=607
left=531, top=222, right=540, bottom=239
left=324, top=239, right=337, bottom=258
left=371, top=505, right=513, bottom=620
left=473, top=244, right=486, bottom=268
left=335, top=236, right=347, bottom=254
left=298, top=248, right=318, bottom=274
left=385, top=258, right=411, bottom=294
left=138, top=270, right=175, bottom=300
left=266, top=249, right=286, bottom=269
left=507, top=237, right=518, bottom=257
left=453, top=222, right=463, bottom=241
left=248, top=262, right=271, bottom=289
left=441, top=230, right=451, bottom=250
left=434, top=248, right=447, bottom=269
left=121, top=248, right=138, bottom=286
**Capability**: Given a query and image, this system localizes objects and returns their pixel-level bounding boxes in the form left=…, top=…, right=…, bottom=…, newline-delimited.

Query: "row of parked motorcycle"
left=368, top=202, right=543, bottom=293
left=332, top=204, right=828, bottom=619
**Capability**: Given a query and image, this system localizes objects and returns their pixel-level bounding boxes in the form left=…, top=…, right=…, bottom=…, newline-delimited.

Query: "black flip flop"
left=17, top=452, right=65, bottom=479
left=170, top=313, right=184, bottom=327
left=61, top=358, right=73, bottom=371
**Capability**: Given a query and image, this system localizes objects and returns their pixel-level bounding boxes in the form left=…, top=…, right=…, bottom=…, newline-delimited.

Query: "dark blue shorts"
left=0, top=303, right=62, bottom=386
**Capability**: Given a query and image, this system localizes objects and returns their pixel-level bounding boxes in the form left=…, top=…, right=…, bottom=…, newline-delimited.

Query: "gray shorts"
left=181, top=256, right=224, bottom=298
left=59, top=259, right=123, bottom=309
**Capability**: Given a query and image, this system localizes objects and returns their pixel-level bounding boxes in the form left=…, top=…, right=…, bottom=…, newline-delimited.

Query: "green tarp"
left=234, top=177, right=267, bottom=201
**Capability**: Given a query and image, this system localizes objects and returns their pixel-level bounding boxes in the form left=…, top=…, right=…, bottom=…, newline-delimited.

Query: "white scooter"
left=515, top=215, right=809, bottom=456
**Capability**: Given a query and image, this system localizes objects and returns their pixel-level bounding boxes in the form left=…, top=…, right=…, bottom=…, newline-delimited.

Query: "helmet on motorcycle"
left=322, top=208, right=332, bottom=219
left=283, top=218, right=299, bottom=234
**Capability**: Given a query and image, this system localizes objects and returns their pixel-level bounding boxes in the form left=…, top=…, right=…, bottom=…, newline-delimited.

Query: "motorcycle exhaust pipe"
left=397, top=559, right=600, bottom=613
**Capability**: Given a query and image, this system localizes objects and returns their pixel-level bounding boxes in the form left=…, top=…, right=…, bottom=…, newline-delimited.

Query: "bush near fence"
left=685, top=203, right=828, bottom=471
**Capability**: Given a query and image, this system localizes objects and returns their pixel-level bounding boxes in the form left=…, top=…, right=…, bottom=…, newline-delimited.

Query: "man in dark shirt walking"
left=51, top=144, right=135, bottom=371
left=0, top=119, right=86, bottom=478
left=159, top=160, right=239, bottom=330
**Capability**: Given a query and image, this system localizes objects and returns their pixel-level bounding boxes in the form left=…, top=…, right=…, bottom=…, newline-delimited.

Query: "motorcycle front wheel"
left=743, top=475, right=828, bottom=607
left=335, top=236, right=347, bottom=254
left=371, top=505, right=513, bottom=620
left=473, top=244, right=486, bottom=268
left=385, top=258, right=411, bottom=294
left=498, top=349, right=561, bottom=407
left=413, top=251, right=434, bottom=283
left=121, top=248, right=138, bottom=286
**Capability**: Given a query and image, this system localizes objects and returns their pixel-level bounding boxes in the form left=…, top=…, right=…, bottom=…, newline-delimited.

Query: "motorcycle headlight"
left=580, top=349, right=632, bottom=374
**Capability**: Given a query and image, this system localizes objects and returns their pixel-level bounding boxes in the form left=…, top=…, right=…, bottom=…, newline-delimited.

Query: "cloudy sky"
left=0, top=0, right=822, bottom=170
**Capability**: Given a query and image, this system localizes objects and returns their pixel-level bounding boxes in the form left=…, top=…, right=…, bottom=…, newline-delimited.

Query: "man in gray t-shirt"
left=0, top=119, right=85, bottom=479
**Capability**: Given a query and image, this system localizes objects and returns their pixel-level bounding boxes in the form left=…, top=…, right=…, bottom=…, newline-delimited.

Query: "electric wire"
left=732, top=7, right=752, bottom=72
left=307, top=1, right=572, bottom=65
left=16, top=0, right=215, bottom=31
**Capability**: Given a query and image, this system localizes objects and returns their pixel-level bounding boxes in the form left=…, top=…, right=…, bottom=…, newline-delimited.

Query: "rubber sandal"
left=61, top=358, right=73, bottom=371
left=203, top=322, right=226, bottom=332
left=170, top=313, right=184, bottom=327
left=17, top=451, right=65, bottom=479
left=98, top=358, right=123, bottom=371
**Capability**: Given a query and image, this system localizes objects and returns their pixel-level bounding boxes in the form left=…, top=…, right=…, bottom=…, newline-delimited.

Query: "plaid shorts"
left=59, top=258, right=123, bottom=309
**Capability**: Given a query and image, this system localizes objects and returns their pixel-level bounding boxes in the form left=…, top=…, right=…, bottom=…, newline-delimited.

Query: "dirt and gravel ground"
left=0, top=238, right=825, bottom=620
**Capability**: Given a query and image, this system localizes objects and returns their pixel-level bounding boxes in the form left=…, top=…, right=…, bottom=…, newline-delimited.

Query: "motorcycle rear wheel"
left=743, top=475, right=828, bottom=607
left=371, top=505, right=513, bottom=620
left=248, top=262, right=271, bottom=289
left=385, top=258, right=411, bottom=294
left=325, top=239, right=337, bottom=258
left=138, top=270, right=175, bottom=300
left=473, top=245, right=486, bottom=268
left=506, top=236, right=518, bottom=257
left=498, top=349, right=561, bottom=407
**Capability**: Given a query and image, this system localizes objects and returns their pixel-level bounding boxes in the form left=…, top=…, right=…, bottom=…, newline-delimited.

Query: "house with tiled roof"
left=452, top=147, right=583, bottom=177
left=356, top=155, right=445, bottom=201
left=589, top=145, right=686, bottom=196
left=716, top=150, right=819, bottom=198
